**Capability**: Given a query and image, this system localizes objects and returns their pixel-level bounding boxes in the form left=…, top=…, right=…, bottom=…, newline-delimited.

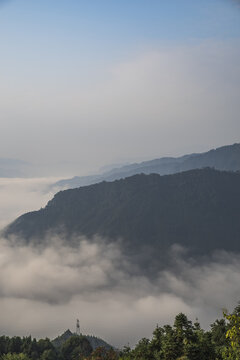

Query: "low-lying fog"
left=0, top=178, right=239, bottom=347
left=0, top=177, right=58, bottom=229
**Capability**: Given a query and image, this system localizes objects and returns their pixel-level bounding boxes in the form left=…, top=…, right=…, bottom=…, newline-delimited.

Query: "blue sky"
left=0, top=0, right=240, bottom=174
left=1, top=0, right=240, bottom=58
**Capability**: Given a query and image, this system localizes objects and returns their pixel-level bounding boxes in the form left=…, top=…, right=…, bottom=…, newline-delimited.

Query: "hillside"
left=4, top=168, right=240, bottom=268
left=53, top=143, right=240, bottom=189
left=52, top=330, right=113, bottom=350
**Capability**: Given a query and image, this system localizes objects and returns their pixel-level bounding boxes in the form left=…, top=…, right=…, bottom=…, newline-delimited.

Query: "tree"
left=174, top=313, right=194, bottom=358
left=60, top=335, right=92, bottom=360
left=222, top=309, right=240, bottom=360
left=161, top=325, right=179, bottom=360
left=0, top=336, right=9, bottom=356
left=150, top=325, right=164, bottom=359
left=119, top=345, right=132, bottom=360
left=132, top=338, right=153, bottom=360
left=1, top=353, right=30, bottom=360
left=210, top=319, right=228, bottom=359
left=86, top=347, right=118, bottom=360
left=7, top=337, right=22, bottom=355
left=40, top=349, right=57, bottom=360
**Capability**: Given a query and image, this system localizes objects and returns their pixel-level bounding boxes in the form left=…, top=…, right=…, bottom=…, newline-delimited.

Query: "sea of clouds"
left=0, top=178, right=240, bottom=347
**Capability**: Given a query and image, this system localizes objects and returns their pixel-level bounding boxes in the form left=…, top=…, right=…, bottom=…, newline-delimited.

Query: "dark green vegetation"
left=53, top=143, right=240, bottom=190
left=119, top=306, right=240, bottom=360
left=1, top=304, right=240, bottom=360
left=0, top=335, right=92, bottom=360
left=52, top=330, right=113, bottom=351
left=5, top=168, right=240, bottom=271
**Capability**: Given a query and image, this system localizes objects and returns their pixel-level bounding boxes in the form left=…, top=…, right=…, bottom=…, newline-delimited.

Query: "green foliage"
left=131, top=338, right=153, bottom=360
left=118, top=304, right=240, bottom=360
left=222, top=306, right=240, bottom=360
left=0, top=336, right=57, bottom=360
left=86, top=346, right=118, bottom=360
left=119, top=311, right=228, bottom=360
left=210, top=319, right=228, bottom=359
left=60, top=335, right=92, bottom=360
left=1, top=353, right=30, bottom=360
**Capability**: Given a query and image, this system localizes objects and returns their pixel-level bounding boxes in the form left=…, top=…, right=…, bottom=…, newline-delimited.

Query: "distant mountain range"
left=52, top=143, right=240, bottom=190
left=5, top=168, right=240, bottom=271
left=52, top=330, right=113, bottom=350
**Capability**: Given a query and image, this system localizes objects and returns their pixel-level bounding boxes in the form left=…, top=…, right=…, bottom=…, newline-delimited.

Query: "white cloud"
left=0, top=233, right=240, bottom=347
left=0, top=177, right=57, bottom=228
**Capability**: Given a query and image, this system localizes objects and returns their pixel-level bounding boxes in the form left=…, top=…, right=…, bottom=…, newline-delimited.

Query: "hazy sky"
left=0, top=0, right=239, bottom=174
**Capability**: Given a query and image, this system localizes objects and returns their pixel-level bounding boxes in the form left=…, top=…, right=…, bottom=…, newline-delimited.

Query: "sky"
left=0, top=0, right=240, bottom=175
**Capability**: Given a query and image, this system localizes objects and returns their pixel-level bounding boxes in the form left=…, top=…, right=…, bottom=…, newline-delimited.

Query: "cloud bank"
left=0, top=177, right=57, bottom=229
left=1, top=234, right=240, bottom=348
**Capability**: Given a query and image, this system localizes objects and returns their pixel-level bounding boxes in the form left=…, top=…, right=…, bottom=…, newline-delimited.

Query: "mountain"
left=52, top=329, right=74, bottom=348
left=4, top=168, right=240, bottom=270
left=52, top=330, right=113, bottom=350
left=52, top=143, right=240, bottom=190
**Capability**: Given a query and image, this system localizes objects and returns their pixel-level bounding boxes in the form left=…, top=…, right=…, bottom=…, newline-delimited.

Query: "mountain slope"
left=52, top=330, right=113, bottom=350
left=53, top=143, right=240, bottom=189
left=5, top=169, right=240, bottom=264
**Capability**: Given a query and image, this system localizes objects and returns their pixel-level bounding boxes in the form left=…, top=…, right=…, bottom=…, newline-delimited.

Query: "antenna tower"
left=76, top=319, right=80, bottom=335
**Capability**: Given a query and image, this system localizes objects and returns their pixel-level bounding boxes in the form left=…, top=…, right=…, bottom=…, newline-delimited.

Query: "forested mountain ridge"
left=4, top=168, right=240, bottom=265
left=53, top=143, right=240, bottom=189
